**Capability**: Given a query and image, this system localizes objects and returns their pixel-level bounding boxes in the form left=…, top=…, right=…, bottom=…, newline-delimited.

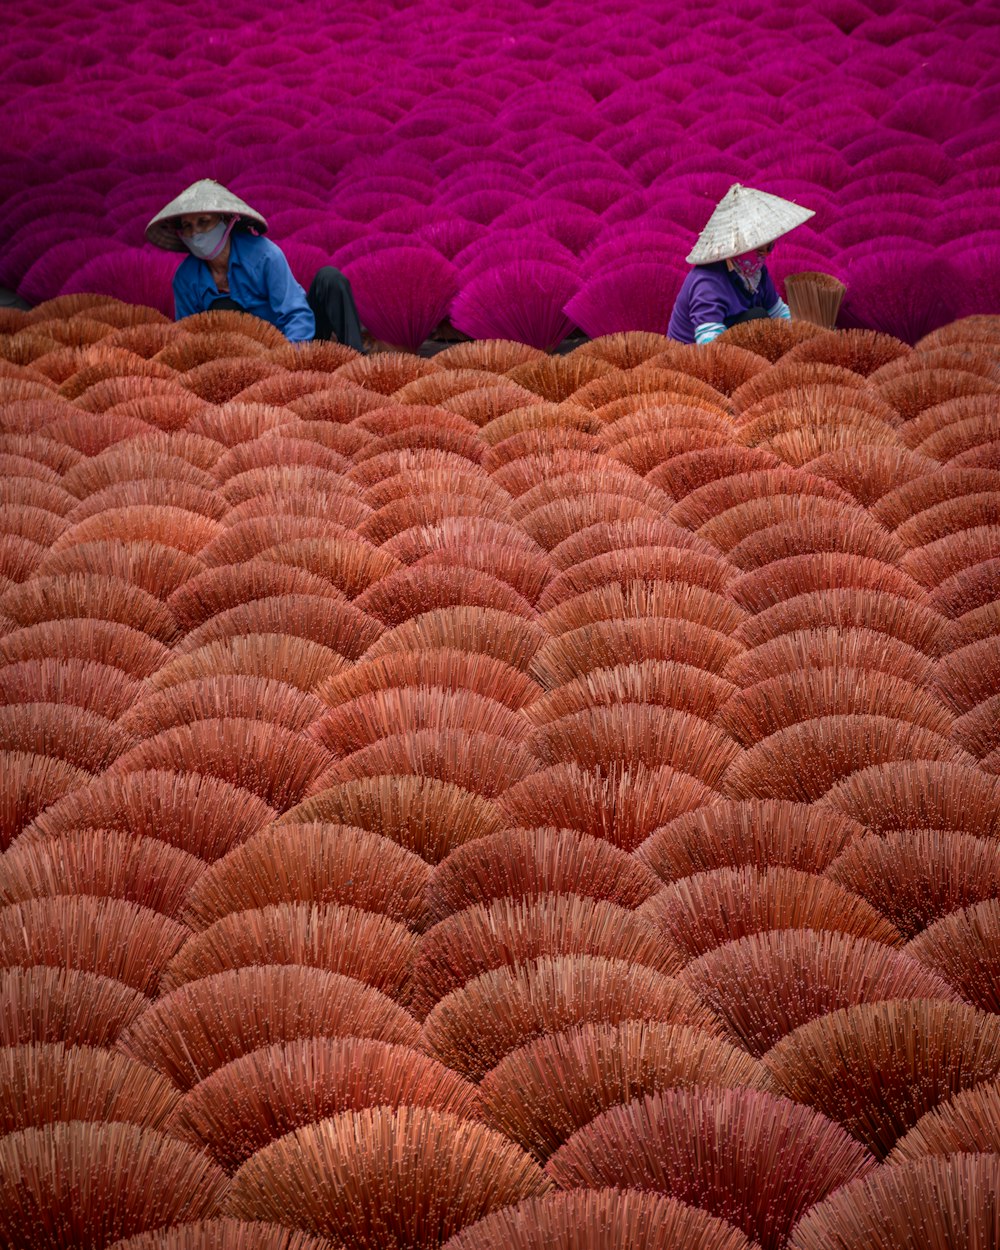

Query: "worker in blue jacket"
left=146, top=179, right=363, bottom=350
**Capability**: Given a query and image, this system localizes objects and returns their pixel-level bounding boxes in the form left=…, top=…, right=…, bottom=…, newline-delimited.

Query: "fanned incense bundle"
left=427, top=826, right=660, bottom=922
left=907, top=898, right=1000, bottom=1010
left=421, top=954, right=720, bottom=1081
left=37, top=539, right=204, bottom=600
left=827, top=828, right=1000, bottom=938
left=0, top=829, right=202, bottom=918
left=441, top=1187, right=756, bottom=1250
left=764, top=999, right=1000, bottom=1158
left=889, top=1077, right=1000, bottom=1161
left=409, top=894, right=681, bottom=1017
left=0, top=1042, right=181, bottom=1136
left=226, top=1106, right=550, bottom=1247
left=1, top=966, right=147, bottom=1048
left=547, top=1085, right=874, bottom=1250
left=0, top=1122, right=228, bottom=1249
left=160, top=901, right=417, bottom=998
left=0, top=701, right=134, bottom=771
left=182, top=823, right=430, bottom=931
left=479, top=1019, right=765, bottom=1160
left=173, top=1036, right=479, bottom=1171
left=119, top=965, right=420, bottom=1089
left=0, top=750, right=87, bottom=849
left=784, top=328, right=910, bottom=377
left=644, top=865, right=902, bottom=957
left=680, top=928, right=960, bottom=1056
left=639, top=799, right=862, bottom=882
left=107, top=1221, right=337, bottom=1250
left=787, top=1153, right=1000, bottom=1250
left=0, top=895, right=187, bottom=996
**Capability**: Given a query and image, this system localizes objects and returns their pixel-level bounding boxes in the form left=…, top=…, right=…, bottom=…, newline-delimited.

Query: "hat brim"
left=145, top=180, right=268, bottom=252
left=686, top=184, right=814, bottom=265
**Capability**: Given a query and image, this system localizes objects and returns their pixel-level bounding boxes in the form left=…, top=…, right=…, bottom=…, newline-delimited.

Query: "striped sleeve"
left=767, top=298, right=792, bottom=320
left=694, top=321, right=727, bottom=344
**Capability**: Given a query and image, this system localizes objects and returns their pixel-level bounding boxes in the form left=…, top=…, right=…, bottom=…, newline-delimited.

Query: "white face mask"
left=182, top=219, right=230, bottom=260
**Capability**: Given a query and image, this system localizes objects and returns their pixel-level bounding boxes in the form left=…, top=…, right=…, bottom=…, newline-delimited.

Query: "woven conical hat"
left=145, top=179, right=268, bottom=252
left=686, top=184, right=814, bottom=265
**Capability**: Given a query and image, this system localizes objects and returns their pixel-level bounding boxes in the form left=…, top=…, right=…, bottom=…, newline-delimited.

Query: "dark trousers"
left=723, top=306, right=769, bottom=328
left=209, top=266, right=364, bottom=351
left=307, top=267, right=364, bottom=352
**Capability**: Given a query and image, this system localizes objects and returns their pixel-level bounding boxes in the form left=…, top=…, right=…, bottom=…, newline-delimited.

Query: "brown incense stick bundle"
left=783, top=272, right=846, bottom=329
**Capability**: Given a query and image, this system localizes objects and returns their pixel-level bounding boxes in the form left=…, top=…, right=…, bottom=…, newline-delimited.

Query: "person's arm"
left=261, top=245, right=316, bottom=342
left=172, top=260, right=203, bottom=321
left=694, top=319, right=728, bottom=343
left=762, top=269, right=791, bottom=320
left=687, top=272, right=729, bottom=344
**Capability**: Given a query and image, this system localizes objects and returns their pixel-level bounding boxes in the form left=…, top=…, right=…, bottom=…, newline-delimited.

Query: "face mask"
left=730, top=250, right=767, bottom=288
left=182, top=219, right=231, bottom=260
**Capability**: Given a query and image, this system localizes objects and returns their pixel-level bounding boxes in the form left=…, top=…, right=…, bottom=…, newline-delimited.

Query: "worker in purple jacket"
left=668, top=184, right=814, bottom=345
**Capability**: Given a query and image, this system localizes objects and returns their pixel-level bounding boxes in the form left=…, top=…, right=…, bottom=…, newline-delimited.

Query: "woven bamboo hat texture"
left=686, top=184, right=815, bottom=265
left=146, top=180, right=268, bottom=252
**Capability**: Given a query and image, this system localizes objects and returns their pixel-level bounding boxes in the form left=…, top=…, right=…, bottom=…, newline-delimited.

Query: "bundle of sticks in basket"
left=784, top=271, right=846, bottom=329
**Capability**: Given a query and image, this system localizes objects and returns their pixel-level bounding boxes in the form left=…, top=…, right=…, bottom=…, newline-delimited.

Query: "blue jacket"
left=172, top=231, right=315, bottom=342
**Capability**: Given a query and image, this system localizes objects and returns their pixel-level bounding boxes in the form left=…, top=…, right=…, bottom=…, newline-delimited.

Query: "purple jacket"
left=667, top=262, right=788, bottom=344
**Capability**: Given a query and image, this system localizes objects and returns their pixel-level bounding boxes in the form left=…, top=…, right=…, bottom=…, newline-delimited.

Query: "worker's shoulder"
left=687, top=262, right=728, bottom=285
left=232, top=230, right=286, bottom=263
left=682, top=263, right=734, bottom=304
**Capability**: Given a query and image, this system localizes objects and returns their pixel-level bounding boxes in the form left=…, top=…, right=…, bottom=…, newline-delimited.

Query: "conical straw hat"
left=686, top=184, right=814, bottom=265
left=146, top=179, right=268, bottom=252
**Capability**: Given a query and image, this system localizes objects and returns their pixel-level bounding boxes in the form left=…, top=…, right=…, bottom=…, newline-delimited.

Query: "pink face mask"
left=730, top=250, right=767, bottom=283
